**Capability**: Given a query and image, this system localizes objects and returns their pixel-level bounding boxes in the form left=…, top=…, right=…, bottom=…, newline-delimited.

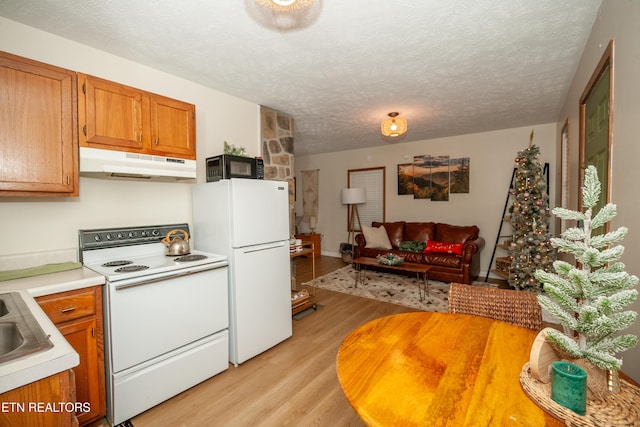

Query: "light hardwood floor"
left=122, top=256, right=421, bottom=426
left=83, top=256, right=640, bottom=427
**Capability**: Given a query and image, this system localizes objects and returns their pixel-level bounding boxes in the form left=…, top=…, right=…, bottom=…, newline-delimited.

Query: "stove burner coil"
left=115, top=265, right=150, bottom=273
left=174, top=254, right=208, bottom=262
left=103, top=260, right=133, bottom=267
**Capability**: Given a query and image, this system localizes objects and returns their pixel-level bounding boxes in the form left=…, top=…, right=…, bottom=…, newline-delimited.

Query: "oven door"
left=106, top=264, right=228, bottom=373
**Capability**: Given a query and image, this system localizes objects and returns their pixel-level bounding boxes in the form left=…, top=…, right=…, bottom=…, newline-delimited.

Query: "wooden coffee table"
left=352, top=257, right=432, bottom=300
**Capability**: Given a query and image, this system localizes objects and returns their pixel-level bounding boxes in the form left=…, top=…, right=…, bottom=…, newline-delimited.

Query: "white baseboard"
left=322, top=251, right=342, bottom=258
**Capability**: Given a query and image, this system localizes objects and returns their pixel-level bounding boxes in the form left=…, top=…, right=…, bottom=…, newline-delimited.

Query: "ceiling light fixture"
left=255, top=0, right=316, bottom=12
left=381, top=112, right=408, bottom=137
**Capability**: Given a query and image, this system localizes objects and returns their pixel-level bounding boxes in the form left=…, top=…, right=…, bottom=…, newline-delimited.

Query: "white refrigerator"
left=192, top=179, right=292, bottom=365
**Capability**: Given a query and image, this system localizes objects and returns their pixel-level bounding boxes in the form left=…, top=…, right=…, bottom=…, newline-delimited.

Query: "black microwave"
left=206, top=154, right=264, bottom=182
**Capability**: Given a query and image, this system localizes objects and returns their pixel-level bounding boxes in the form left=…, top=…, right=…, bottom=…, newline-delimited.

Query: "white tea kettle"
left=162, top=229, right=190, bottom=256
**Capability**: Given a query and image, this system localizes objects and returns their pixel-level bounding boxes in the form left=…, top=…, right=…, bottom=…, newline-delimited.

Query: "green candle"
left=551, top=361, right=587, bottom=415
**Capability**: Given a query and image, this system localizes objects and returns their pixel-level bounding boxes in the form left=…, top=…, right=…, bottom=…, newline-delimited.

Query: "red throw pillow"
left=423, top=240, right=464, bottom=255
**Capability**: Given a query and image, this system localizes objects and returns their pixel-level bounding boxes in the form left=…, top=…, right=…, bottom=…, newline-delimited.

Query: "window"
left=347, top=167, right=385, bottom=231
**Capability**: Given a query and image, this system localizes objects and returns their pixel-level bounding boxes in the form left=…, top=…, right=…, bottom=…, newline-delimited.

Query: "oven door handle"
left=114, top=264, right=225, bottom=291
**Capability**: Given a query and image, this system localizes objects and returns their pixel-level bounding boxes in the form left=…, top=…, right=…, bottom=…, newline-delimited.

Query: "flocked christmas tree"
left=508, top=133, right=555, bottom=290
left=534, top=165, right=638, bottom=371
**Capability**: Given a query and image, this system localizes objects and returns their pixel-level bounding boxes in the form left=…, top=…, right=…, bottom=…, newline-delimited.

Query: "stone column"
left=260, top=106, right=295, bottom=235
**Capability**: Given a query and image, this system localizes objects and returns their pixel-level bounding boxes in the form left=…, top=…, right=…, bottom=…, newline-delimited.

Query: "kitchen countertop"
left=0, top=265, right=105, bottom=297
left=0, top=264, right=105, bottom=394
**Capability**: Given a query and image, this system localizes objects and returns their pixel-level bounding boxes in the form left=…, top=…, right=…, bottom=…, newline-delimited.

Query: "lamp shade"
left=381, top=112, right=408, bottom=137
left=341, top=188, right=366, bottom=205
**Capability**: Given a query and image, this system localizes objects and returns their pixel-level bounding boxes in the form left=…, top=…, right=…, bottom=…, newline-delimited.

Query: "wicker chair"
left=447, top=282, right=542, bottom=331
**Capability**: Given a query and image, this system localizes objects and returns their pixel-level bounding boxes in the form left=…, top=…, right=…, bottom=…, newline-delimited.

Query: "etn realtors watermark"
left=1, top=401, right=91, bottom=413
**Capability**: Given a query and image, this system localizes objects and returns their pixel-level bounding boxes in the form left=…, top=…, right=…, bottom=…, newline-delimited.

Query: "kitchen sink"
left=0, top=292, right=53, bottom=364
left=0, top=299, right=8, bottom=317
left=0, top=323, right=25, bottom=356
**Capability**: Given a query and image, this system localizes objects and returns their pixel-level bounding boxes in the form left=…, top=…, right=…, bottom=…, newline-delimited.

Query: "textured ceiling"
left=0, top=0, right=602, bottom=155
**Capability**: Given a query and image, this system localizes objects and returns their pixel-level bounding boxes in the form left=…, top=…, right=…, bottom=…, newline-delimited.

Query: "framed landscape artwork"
left=397, top=155, right=470, bottom=201
left=449, top=157, right=470, bottom=193
left=397, top=164, right=413, bottom=195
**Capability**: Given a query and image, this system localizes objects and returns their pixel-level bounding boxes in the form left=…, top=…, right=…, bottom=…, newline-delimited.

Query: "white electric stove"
left=79, top=224, right=229, bottom=426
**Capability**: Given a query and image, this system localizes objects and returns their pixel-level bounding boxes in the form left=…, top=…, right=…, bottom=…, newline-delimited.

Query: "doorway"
left=579, top=40, right=614, bottom=235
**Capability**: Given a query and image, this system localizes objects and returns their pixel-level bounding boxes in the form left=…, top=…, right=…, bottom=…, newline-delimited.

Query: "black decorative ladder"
left=484, top=163, right=549, bottom=282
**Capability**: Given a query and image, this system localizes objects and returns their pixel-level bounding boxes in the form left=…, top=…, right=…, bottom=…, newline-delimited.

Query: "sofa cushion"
left=423, top=253, right=462, bottom=268
left=362, top=225, right=392, bottom=249
left=399, top=250, right=424, bottom=264
left=435, top=224, right=479, bottom=243
left=423, top=240, right=464, bottom=255
left=372, top=221, right=405, bottom=248
left=405, top=222, right=435, bottom=242
left=399, top=241, right=427, bottom=253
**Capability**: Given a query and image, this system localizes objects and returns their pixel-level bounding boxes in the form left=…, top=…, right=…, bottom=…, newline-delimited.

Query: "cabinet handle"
left=155, top=137, right=159, bottom=145
left=60, top=306, right=77, bottom=313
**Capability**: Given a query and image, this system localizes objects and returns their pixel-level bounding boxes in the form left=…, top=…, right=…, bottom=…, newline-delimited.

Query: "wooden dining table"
left=336, top=312, right=563, bottom=427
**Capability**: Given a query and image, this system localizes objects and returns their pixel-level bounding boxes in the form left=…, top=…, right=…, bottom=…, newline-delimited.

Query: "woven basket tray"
left=520, top=362, right=640, bottom=426
left=496, top=256, right=511, bottom=271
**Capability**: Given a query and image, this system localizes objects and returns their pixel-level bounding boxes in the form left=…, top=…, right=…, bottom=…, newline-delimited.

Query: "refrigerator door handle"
left=242, top=241, right=287, bottom=253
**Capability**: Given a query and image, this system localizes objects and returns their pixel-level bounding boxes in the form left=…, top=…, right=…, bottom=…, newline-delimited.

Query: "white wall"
left=0, top=17, right=261, bottom=255
left=295, top=123, right=557, bottom=280
left=558, top=0, right=640, bottom=382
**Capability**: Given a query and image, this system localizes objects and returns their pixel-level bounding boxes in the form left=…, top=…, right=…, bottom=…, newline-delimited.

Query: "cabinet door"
left=0, top=51, right=78, bottom=196
left=36, top=286, right=106, bottom=426
left=78, top=73, right=147, bottom=151
left=150, top=94, right=196, bottom=159
left=0, top=370, right=76, bottom=427
left=58, top=317, right=103, bottom=426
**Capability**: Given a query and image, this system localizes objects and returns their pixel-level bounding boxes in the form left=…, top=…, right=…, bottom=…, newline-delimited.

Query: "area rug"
left=302, top=265, right=464, bottom=312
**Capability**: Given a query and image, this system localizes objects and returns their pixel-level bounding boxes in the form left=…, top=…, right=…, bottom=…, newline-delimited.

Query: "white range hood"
left=79, top=147, right=196, bottom=182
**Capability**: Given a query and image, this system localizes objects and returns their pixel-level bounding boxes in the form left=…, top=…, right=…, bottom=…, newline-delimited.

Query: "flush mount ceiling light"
left=381, top=112, right=408, bottom=137
left=255, top=0, right=316, bottom=12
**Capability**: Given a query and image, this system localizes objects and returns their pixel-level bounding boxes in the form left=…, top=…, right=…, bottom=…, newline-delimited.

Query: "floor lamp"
left=341, top=188, right=366, bottom=262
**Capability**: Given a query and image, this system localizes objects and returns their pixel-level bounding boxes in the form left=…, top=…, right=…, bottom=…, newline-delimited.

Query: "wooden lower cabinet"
left=0, top=369, right=78, bottom=427
left=36, top=286, right=106, bottom=426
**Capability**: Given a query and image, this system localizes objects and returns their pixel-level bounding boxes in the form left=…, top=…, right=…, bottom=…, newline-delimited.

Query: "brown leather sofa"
left=354, top=221, right=485, bottom=284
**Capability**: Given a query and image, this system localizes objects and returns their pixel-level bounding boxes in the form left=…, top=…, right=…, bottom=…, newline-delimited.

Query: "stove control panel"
left=79, top=224, right=189, bottom=250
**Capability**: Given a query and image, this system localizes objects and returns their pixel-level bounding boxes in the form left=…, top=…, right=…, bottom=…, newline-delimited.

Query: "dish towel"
left=0, top=262, right=82, bottom=282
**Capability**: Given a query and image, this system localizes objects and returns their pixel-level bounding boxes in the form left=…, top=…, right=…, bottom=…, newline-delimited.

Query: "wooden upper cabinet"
left=78, top=73, right=196, bottom=160
left=150, top=94, right=196, bottom=159
left=78, top=73, right=147, bottom=151
left=0, top=51, right=78, bottom=196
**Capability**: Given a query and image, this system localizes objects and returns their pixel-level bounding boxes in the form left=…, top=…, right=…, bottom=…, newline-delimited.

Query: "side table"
left=295, top=233, right=321, bottom=258
left=290, top=241, right=317, bottom=315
